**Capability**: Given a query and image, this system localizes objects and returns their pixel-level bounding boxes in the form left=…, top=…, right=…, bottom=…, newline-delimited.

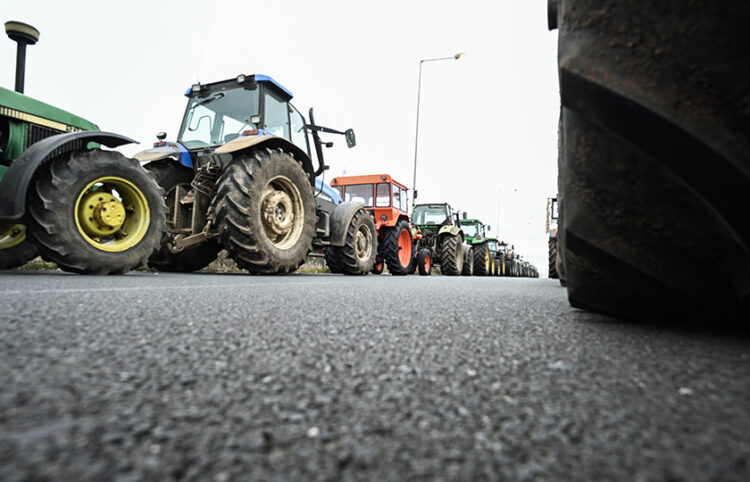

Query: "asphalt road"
left=1, top=271, right=748, bottom=481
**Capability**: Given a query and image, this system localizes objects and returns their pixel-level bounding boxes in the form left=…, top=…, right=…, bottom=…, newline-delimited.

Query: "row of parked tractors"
left=0, top=20, right=537, bottom=278
left=325, top=175, right=538, bottom=277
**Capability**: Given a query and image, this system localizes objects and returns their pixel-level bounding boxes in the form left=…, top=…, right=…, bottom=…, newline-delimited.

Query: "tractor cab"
left=459, top=219, right=489, bottom=243
left=487, top=237, right=499, bottom=254
left=179, top=75, right=308, bottom=151
left=137, top=74, right=355, bottom=182
left=329, top=174, right=409, bottom=230
left=411, top=203, right=459, bottom=235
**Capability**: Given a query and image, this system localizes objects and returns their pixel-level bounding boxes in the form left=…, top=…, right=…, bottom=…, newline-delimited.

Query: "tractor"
left=487, top=236, right=501, bottom=276
left=0, top=21, right=166, bottom=274
left=133, top=74, right=376, bottom=275
left=328, top=174, right=412, bottom=275
left=410, top=203, right=465, bottom=276
left=458, top=215, right=493, bottom=276
left=546, top=196, right=560, bottom=279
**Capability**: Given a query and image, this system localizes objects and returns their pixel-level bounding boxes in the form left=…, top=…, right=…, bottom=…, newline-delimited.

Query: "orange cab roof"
left=330, top=174, right=408, bottom=191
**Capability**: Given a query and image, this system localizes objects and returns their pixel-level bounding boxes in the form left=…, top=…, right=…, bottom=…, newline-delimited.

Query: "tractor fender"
left=0, top=131, right=136, bottom=222
left=216, top=135, right=316, bottom=185
left=134, top=142, right=192, bottom=167
left=327, top=201, right=366, bottom=247
left=438, top=225, right=463, bottom=238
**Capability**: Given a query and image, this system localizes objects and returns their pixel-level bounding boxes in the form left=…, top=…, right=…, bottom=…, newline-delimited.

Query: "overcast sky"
left=1, top=0, right=560, bottom=274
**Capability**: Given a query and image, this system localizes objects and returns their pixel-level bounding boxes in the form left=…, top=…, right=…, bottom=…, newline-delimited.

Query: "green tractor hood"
left=0, top=86, right=98, bottom=132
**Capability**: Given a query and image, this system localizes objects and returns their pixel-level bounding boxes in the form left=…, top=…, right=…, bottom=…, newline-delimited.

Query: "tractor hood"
left=0, top=86, right=98, bottom=132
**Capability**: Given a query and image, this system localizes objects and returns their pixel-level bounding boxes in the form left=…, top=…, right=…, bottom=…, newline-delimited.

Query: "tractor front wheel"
left=325, top=208, right=376, bottom=275
left=473, top=242, right=490, bottom=276
left=144, top=160, right=220, bottom=272
left=371, top=256, right=384, bottom=275
left=26, top=149, right=166, bottom=274
left=381, top=219, right=412, bottom=276
left=0, top=224, right=39, bottom=269
left=438, top=233, right=462, bottom=276
left=417, top=248, right=432, bottom=276
left=214, top=148, right=316, bottom=274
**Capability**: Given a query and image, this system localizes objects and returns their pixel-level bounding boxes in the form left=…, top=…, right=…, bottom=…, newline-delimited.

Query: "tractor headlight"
left=237, top=74, right=246, bottom=83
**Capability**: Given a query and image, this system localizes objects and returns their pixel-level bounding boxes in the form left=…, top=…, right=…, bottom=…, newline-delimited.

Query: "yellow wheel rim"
left=0, top=223, right=27, bottom=249
left=74, top=176, right=150, bottom=252
left=485, top=249, right=490, bottom=271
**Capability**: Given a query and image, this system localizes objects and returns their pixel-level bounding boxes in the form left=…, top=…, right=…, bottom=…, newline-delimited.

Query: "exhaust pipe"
left=4, top=21, right=40, bottom=94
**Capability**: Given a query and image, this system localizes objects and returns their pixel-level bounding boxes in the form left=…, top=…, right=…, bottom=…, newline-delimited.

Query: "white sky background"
left=1, top=0, right=560, bottom=275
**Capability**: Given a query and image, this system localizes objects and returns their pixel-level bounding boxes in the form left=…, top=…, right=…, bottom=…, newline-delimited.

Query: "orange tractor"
left=329, top=174, right=414, bottom=275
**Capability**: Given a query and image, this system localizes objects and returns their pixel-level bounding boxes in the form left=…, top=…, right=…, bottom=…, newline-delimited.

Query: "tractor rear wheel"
left=555, top=1, right=749, bottom=322
left=438, top=233, right=462, bottom=276
left=325, top=208, right=376, bottom=275
left=473, top=242, right=490, bottom=276
left=494, top=258, right=501, bottom=277
left=461, top=245, right=473, bottom=276
left=548, top=236, right=559, bottom=279
left=417, top=248, right=432, bottom=276
left=144, top=160, right=220, bottom=272
left=382, top=219, right=412, bottom=276
left=214, top=148, right=316, bottom=274
left=26, top=150, right=166, bottom=274
left=0, top=224, right=39, bottom=269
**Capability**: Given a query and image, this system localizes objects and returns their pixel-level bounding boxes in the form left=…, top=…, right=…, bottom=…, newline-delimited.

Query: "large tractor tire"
left=548, top=236, right=559, bottom=279
left=473, top=242, right=491, bottom=276
left=417, top=248, right=432, bottom=276
left=0, top=224, right=39, bottom=269
left=494, top=258, right=501, bottom=277
left=144, top=160, right=220, bottom=272
left=438, top=233, right=463, bottom=276
left=381, top=219, right=412, bottom=276
left=324, top=208, right=376, bottom=275
left=214, top=148, right=316, bottom=274
left=552, top=0, right=750, bottom=323
left=25, top=149, right=166, bottom=274
left=461, top=245, right=473, bottom=276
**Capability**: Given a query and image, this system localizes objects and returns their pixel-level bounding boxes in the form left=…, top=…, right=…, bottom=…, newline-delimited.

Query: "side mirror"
left=345, top=129, right=356, bottom=148
left=486, top=225, right=492, bottom=232
left=462, top=211, right=468, bottom=219
left=413, top=189, right=418, bottom=199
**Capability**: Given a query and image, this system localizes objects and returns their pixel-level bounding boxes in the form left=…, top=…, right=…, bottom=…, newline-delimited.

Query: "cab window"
left=265, top=91, right=290, bottom=139
left=289, top=105, right=309, bottom=154
left=376, top=183, right=390, bottom=207
left=344, top=184, right=374, bottom=206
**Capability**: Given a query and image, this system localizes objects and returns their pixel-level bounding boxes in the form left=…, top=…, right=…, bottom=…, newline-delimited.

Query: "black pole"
left=15, top=41, right=27, bottom=94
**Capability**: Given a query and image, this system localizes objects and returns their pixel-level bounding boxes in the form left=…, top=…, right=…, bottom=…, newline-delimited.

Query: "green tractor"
left=410, top=203, right=465, bottom=276
left=133, top=74, right=376, bottom=275
left=486, top=236, right=501, bottom=276
left=458, top=215, right=493, bottom=276
left=0, top=21, right=166, bottom=273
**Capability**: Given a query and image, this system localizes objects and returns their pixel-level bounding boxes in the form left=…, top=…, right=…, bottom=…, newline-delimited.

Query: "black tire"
left=381, top=219, right=412, bottom=276
left=26, top=150, right=166, bottom=274
left=325, top=208, right=376, bottom=275
left=417, top=248, right=432, bottom=276
left=548, top=236, right=559, bottom=279
left=371, top=256, right=384, bottom=275
left=214, top=148, right=316, bottom=274
left=0, top=224, right=39, bottom=269
left=144, top=160, right=220, bottom=272
left=438, top=233, right=462, bottom=276
left=555, top=1, right=749, bottom=322
left=473, top=242, right=490, bottom=276
left=494, top=258, right=501, bottom=277
left=461, top=245, right=473, bottom=276
left=324, top=247, right=343, bottom=274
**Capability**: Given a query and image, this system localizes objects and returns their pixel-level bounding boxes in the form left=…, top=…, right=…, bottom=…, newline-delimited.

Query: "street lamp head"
left=454, top=52, right=464, bottom=60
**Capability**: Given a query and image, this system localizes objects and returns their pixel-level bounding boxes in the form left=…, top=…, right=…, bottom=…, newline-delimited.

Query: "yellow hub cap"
left=0, top=223, right=27, bottom=249
left=74, top=177, right=150, bottom=252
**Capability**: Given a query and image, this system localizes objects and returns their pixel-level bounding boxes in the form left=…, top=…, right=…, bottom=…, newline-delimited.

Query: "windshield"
left=344, top=184, right=374, bottom=206
left=412, top=205, right=448, bottom=225
left=462, top=223, right=481, bottom=237
left=179, top=86, right=259, bottom=148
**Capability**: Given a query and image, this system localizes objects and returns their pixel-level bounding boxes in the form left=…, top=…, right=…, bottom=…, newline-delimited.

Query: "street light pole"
left=412, top=53, right=463, bottom=209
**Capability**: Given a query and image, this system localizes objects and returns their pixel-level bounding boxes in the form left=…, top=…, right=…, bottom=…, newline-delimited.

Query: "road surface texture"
left=1, top=271, right=748, bottom=481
